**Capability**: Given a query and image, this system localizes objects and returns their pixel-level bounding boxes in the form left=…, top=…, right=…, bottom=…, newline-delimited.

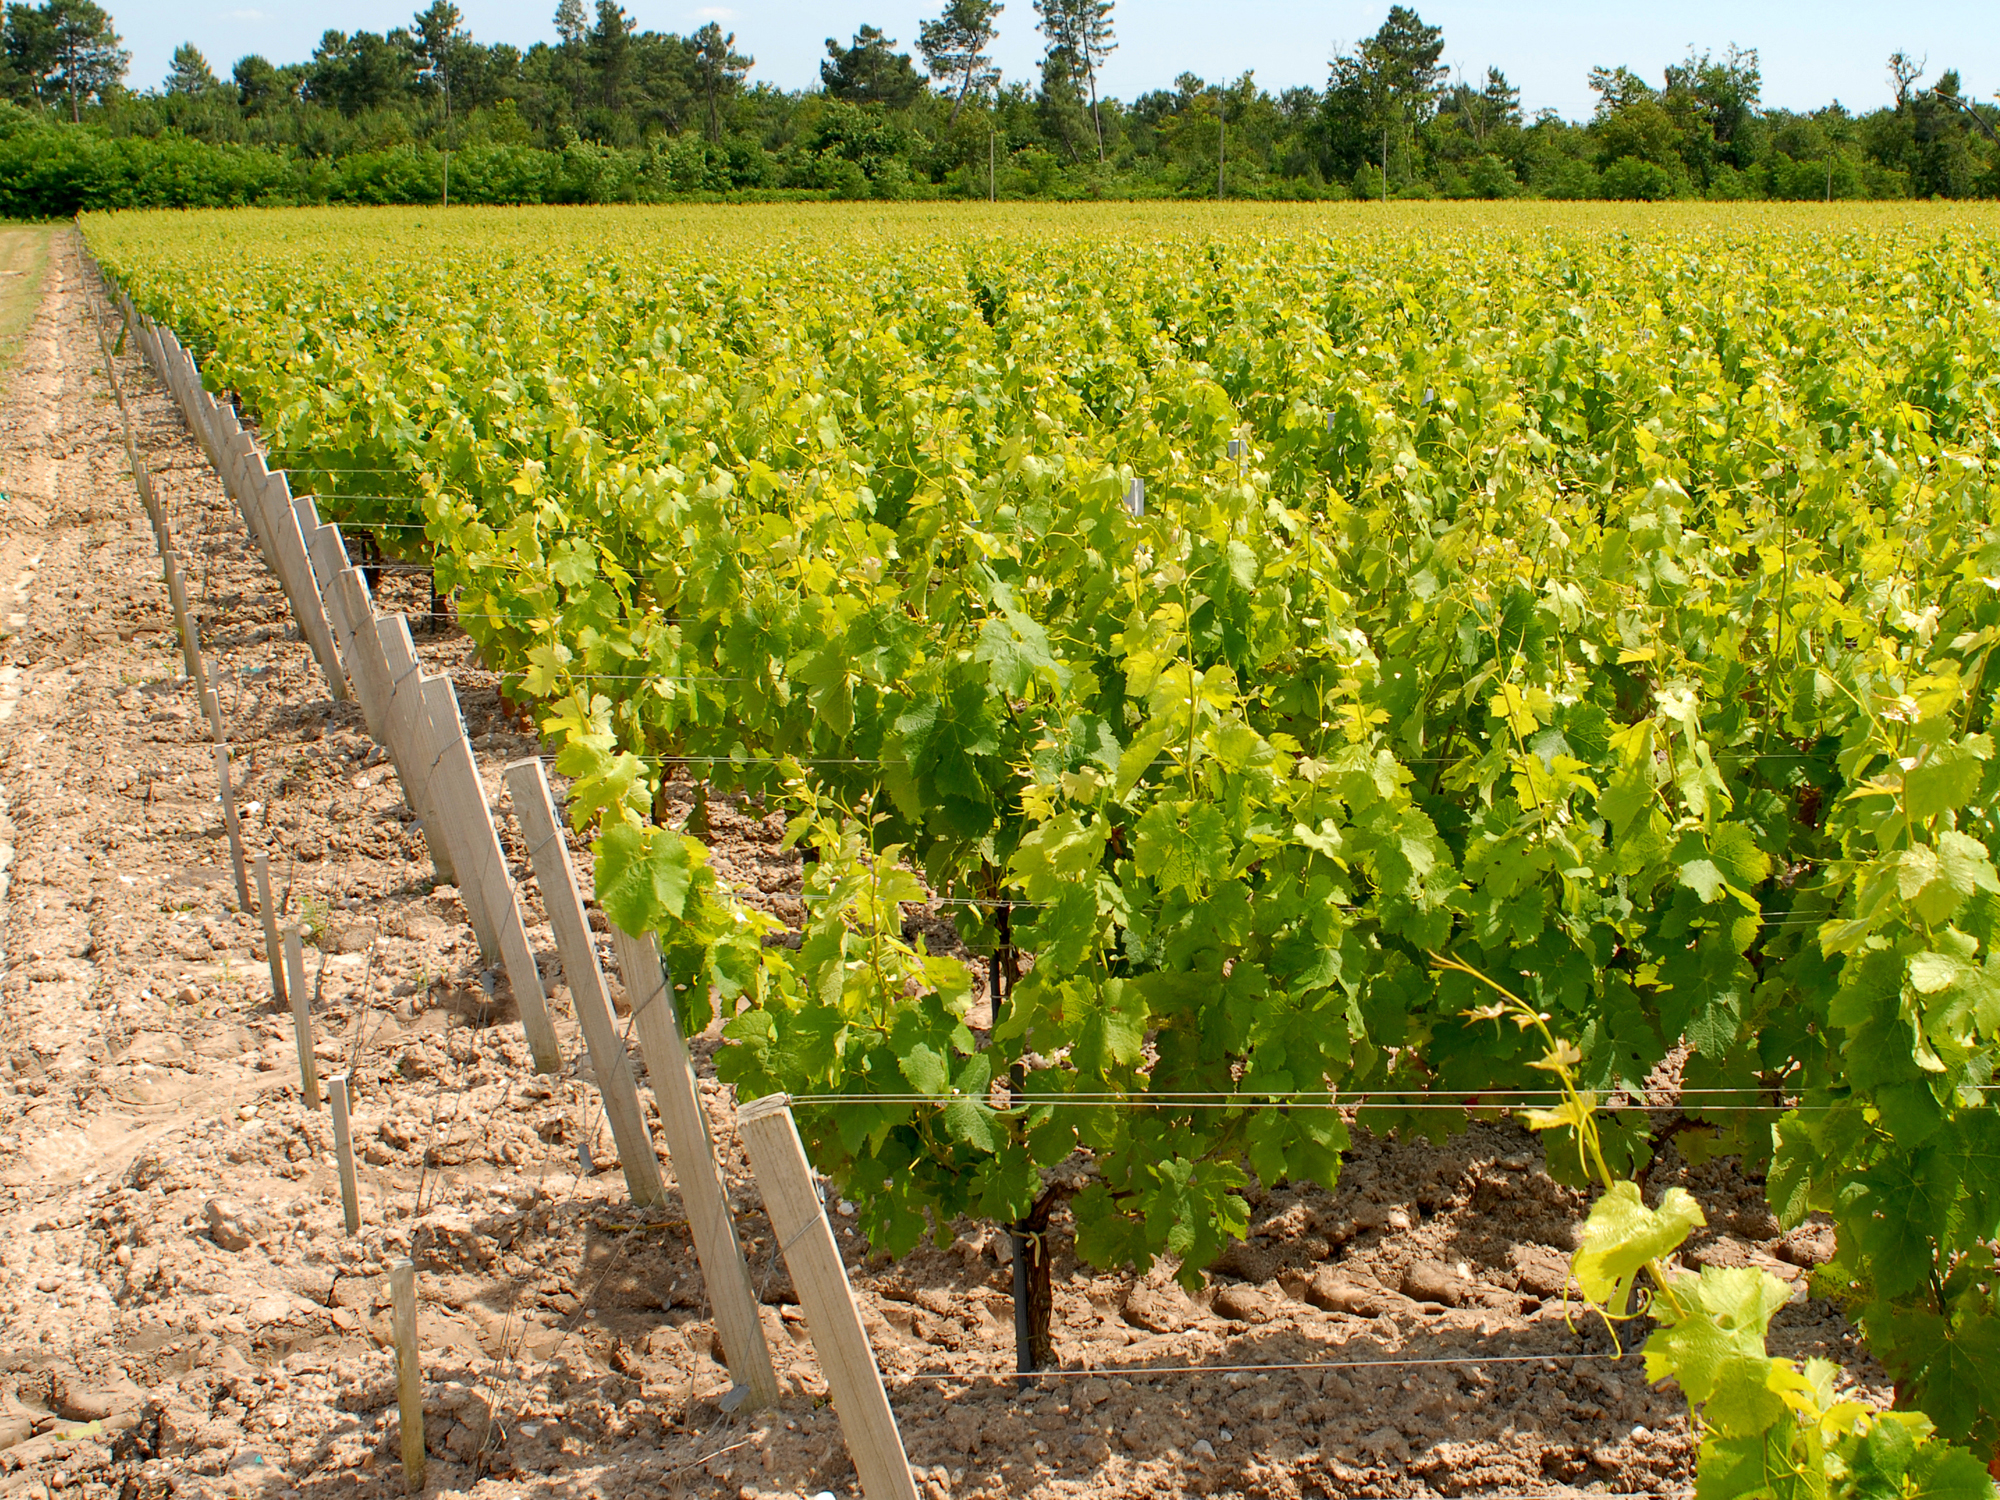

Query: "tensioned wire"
left=779, top=1091, right=1995, bottom=1110
left=887, top=1350, right=1633, bottom=1384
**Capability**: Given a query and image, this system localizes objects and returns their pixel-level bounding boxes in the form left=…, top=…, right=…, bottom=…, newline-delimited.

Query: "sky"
left=111, top=1, right=1999, bottom=121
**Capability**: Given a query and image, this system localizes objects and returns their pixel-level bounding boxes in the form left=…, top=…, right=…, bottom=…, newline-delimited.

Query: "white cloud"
left=691, top=6, right=736, bottom=19
left=220, top=8, right=266, bottom=19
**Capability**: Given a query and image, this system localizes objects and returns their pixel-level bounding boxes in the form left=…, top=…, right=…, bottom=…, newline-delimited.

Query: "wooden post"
left=249, top=463, right=347, bottom=701
left=298, top=511, right=455, bottom=890
left=373, top=614, right=460, bottom=888
left=417, top=672, right=562, bottom=1075
left=301, top=516, right=387, bottom=744
left=407, top=670, right=500, bottom=957
left=158, top=521, right=207, bottom=698
left=282, top=924, right=322, bottom=1109
left=329, top=1074, right=361, bottom=1235
left=211, top=743, right=251, bottom=911
left=389, top=1259, right=424, bottom=1494
left=254, top=852, right=286, bottom=1008
left=737, top=1094, right=918, bottom=1500
left=612, top=923, right=779, bottom=1409
left=503, top=760, right=665, bottom=1204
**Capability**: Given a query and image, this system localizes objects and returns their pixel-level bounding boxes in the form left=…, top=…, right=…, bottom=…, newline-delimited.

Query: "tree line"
left=2, top=0, right=1996, bottom=216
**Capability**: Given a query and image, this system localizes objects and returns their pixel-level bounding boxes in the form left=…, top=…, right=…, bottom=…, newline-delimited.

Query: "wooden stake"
left=158, top=521, right=207, bottom=698
left=737, top=1094, right=918, bottom=1500
left=249, top=462, right=347, bottom=701
left=612, top=923, right=779, bottom=1410
left=254, top=852, right=286, bottom=1008
left=416, top=672, right=562, bottom=1075
left=301, top=516, right=387, bottom=744
left=389, top=1258, right=425, bottom=1494
left=200, top=686, right=225, bottom=745
left=503, top=759, right=665, bottom=1205
left=409, top=669, right=499, bottom=957
left=209, top=741, right=251, bottom=912
left=281, top=924, right=322, bottom=1109
left=222, top=429, right=265, bottom=556
left=372, top=613, right=461, bottom=890
left=328, top=1074, right=361, bottom=1235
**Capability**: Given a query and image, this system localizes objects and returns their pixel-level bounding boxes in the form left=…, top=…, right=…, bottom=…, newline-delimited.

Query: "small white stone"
left=1220, top=1428, right=1234, bottom=1442
left=1192, top=1439, right=1215, bottom=1458
left=1632, top=1425, right=1650, bottom=1440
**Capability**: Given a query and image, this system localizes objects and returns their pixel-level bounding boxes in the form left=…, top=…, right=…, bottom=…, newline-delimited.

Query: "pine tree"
left=916, top=0, right=1002, bottom=123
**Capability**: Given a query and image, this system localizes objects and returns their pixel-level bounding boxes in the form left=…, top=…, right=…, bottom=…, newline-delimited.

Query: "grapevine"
left=84, top=202, right=2000, bottom=1458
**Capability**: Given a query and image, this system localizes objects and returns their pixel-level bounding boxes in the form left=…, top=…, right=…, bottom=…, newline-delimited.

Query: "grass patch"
left=0, top=224, right=52, bottom=381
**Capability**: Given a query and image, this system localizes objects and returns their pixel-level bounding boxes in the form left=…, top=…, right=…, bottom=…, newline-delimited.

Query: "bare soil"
left=0, top=231, right=1885, bottom=1500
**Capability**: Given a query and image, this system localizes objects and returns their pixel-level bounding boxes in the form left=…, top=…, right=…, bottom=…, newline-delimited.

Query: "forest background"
left=2, top=0, right=1997, bottom=217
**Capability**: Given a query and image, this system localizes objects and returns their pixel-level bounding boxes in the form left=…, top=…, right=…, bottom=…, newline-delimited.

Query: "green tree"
left=916, top=0, right=1001, bottom=123
left=1324, top=6, right=1445, bottom=196
left=584, top=2, right=634, bottom=116
left=9, top=0, right=125, bottom=119
left=413, top=2, right=466, bottom=110
left=1034, top=0, right=1113, bottom=160
left=163, top=41, right=219, bottom=96
left=821, top=26, right=922, bottom=109
left=689, top=22, right=750, bottom=143
left=307, top=29, right=418, bottom=117
left=1444, top=66, right=1518, bottom=147
left=231, top=54, right=293, bottom=115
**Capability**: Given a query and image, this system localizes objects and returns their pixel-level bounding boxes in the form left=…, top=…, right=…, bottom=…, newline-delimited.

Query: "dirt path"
left=0, top=231, right=1881, bottom=1500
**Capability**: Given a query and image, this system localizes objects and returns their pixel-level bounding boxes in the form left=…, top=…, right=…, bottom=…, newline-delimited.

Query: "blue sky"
left=114, top=1, right=1998, bottom=120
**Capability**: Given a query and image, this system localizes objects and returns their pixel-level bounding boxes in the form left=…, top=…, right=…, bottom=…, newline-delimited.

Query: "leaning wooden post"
left=281, top=924, right=322, bottom=1109
left=202, top=686, right=251, bottom=911
left=737, top=1094, right=918, bottom=1500
left=372, top=613, right=460, bottom=888
left=415, top=672, right=562, bottom=1074
left=612, top=924, right=779, bottom=1411
left=389, top=1259, right=425, bottom=1494
left=254, top=853, right=286, bottom=1008
left=329, top=1074, right=361, bottom=1235
left=156, top=516, right=207, bottom=698
left=502, top=759, right=665, bottom=1206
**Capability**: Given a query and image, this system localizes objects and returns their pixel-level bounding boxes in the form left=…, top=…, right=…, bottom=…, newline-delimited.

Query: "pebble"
left=205, top=1197, right=253, bottom=1252
left=1191, top=1439, right=1215, bottom=1458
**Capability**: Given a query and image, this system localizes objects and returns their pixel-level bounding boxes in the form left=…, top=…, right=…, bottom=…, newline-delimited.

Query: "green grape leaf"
left=1702, top=1352, right=1790, bottom=1438
left=975, top=609, right=1067, bottom=696
left=1574, top=1181, right=1705, bottom=1315
left=1067, top=977, right=1148, bottom=1079
left=1904, top=736, right=1993, bottom=825
left=1692, top=1431, right=1785, bottom=1500
left=593, top=822, right=695, bottom=933
left=1903, top=1436, right=2000, bottom=1500
left=1133, top=801, right=1231, bottom=896
left=898, top=1043, right=950, bottom=1097
left=941, top=1098, right=1001, bottom=1152
left=1598, top=723, right=1657, bottom=837
left=1645, top=1266, right=1792, bottom=1403
left=1678, top=859, right=1727, bottom=903
left=1878, top=1303, right=2000, bottom=1448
